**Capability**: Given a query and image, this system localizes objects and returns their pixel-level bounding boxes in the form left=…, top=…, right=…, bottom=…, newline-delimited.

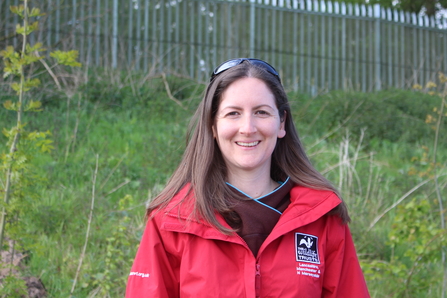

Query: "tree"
left=372, top=0, right=447, bottom=17
left=0, top=0, right=80, bottom=265
left=332, top=0, right=447, bottom=17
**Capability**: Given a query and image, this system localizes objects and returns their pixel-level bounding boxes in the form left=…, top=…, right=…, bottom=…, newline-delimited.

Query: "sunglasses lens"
left=210, top=58, right=280, bottom=82
left=213, top=59, right=243, bottom=76
left=249, top=60, right=279, bottom=77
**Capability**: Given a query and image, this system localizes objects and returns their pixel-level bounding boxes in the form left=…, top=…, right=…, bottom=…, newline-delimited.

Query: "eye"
left=255, top=110, right=270, bottom=116
left=226, top=111, right=240, bottom=117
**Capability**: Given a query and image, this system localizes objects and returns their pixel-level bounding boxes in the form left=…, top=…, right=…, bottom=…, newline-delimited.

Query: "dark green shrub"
left=292, top=89, right=445, bottom=147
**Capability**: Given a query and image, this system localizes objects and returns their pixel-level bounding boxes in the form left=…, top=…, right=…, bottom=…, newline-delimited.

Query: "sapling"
left=0, top=0, right=81, bottom=257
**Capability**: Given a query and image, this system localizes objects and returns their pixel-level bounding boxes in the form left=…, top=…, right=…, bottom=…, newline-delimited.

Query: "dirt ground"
left=0, top=239, right=46, bottom=298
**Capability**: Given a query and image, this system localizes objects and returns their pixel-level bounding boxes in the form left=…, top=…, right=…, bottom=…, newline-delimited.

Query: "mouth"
left=236, top=141, right=260, bottom=147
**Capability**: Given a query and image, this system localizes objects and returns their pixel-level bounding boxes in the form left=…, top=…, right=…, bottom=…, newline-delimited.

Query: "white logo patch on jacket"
left=295, top=233, right=320, bottom=264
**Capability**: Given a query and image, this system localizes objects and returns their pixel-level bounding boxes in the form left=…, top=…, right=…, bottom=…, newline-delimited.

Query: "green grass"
left=1, top=72, right=446, bottom=297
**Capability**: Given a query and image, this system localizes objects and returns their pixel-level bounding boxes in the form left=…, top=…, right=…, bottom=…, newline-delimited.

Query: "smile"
left=236, top=141, right=260, bottom=147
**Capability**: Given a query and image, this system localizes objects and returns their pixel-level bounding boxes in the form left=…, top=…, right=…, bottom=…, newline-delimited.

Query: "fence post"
left=250, top=0, right=255, bottom=58
left=341, top=2, right=346, bottom=90
left=136, top=0, right=141, bottom=71
left=374, top=3, right=381, bottom=91
left=4, top=0, right=10, bottom=38
left=143, top=0, right=149, bottom=72
left=71, top=0, right=76, bottom=49
left=127, top=0, right=133, bottom=67
left=112, top=0, right=118, bottom=68
left=56, top=0, right=60, bottom=44
left=95, top=0, right=100, bottom=66
left=445, top=18, right=447, bottom=75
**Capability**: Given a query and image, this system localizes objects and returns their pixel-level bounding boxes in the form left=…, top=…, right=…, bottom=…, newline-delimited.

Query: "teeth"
left=237, top=141, right=259, bottom=147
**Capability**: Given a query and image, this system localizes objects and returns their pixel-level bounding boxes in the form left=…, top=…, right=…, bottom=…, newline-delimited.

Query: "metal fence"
left=1, top=0, right=447, bottom=93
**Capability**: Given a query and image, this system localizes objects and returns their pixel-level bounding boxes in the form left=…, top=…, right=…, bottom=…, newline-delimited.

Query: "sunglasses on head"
left=210, top=58, right=281, bottom=83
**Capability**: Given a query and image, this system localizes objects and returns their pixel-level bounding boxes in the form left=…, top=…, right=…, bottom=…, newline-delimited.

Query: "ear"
left=212, top=125, right=217, bottom=139
left=278, top=111, right=286, bottom=139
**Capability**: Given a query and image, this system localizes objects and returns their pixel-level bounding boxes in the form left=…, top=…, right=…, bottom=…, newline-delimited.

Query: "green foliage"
left=389, top=200, right=442, bottom=255
left=0, top=42, right=45, bottom=79
left=86, top=195, right=137, bottom=296
left=15, top=21, right=38, bottom=36
left=77, top=71, right=203, bottom=115
left=331, top=0, right=447, bottom=17
left=0, top=0, right=81, bottom=292
left=0, top=73, right=446, bottom=296
left=1, top=127, right=54, bottom=171
left=378, top=0, right=447, bottom=16
left=362, top=199, right=445, bottom=297
left=0, top=274, right=28, bottom=298
left=24, top=99, right=43, bottom=112
left=10, top=4, right=45, bottom=18
left=50, top=50, right=82, bottom=68
left=294, top=89, right=446, bottom=148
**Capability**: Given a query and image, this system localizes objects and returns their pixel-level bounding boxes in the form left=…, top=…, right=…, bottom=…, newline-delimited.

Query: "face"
left=212, top=77, right=286, bottom=176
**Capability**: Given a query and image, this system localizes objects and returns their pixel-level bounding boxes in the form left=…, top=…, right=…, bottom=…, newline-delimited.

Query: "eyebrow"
left=220, top=104, right=276, bottom=111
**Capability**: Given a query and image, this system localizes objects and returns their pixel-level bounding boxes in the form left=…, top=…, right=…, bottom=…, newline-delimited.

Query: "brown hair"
left=147, top=61, right=350, bottom=232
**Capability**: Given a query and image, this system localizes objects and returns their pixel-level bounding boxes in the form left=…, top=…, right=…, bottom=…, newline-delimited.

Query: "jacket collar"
left=271, top=186, right=341, bottom=236
left=159, top=184, right=341, bottom=242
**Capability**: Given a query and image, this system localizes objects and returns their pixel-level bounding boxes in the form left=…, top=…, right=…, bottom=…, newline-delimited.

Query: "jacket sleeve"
left=322, top=217, right=370, bottom=298
left=125, top=214, right=180, bottom=298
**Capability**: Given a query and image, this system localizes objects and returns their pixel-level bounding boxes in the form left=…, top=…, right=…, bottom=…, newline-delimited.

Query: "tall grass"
left=0, top=70, right=446, bottom=297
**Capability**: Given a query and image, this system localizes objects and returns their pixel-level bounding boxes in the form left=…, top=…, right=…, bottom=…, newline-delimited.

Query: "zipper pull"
left=255, top=263, right=261, bottom=297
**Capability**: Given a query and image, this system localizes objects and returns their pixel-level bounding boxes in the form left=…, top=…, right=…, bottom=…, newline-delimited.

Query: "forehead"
left=218, top=77, right=276, bottom=108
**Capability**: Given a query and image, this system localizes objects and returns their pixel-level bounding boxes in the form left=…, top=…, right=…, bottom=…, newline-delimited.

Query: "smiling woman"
left=126, top=58, right=370, bottom=298
left=212, top=77, right=286, bottom=197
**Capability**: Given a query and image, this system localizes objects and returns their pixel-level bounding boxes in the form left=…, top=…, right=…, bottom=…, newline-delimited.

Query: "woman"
left=126, top=58, right=370, bottom=297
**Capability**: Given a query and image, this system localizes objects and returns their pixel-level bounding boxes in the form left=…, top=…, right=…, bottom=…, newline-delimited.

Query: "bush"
left=293, top=89, right=445, bottom=147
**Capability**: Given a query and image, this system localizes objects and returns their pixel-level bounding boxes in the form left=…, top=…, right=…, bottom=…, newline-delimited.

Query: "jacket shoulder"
left=289, top=185, right=341, bottom=210
left=149, top=184, right=195, bottom=218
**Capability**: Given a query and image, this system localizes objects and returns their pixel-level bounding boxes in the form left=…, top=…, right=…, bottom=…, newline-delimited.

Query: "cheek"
left=264, top=121, right=282, bottom=137
left=214, top=121, right=235, bottom=141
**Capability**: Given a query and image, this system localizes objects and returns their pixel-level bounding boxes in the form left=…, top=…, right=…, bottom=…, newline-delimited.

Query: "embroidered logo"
left=129, top=271, right=150, bottom=278
left=295, top=233, right=320, bottom=264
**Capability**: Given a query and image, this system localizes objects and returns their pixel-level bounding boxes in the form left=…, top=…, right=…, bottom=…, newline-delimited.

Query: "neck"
left=227, top=170, right=279, bottom=199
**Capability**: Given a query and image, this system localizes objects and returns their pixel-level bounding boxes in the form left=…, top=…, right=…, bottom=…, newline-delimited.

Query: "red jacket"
left=126, top=184, right=370, bottom=298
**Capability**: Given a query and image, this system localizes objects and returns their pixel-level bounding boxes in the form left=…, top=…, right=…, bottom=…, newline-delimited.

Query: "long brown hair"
left=147, top=61, right=349, bottom=232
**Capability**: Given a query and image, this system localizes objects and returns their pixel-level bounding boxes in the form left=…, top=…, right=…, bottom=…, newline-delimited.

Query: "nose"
left=239, top=115, right=257, bottom=135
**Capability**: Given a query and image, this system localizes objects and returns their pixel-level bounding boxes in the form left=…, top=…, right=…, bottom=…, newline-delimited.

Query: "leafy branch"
left=0, top=0, right=81, bottom=253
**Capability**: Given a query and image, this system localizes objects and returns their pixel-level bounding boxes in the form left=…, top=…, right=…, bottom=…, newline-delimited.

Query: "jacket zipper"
left=255, top=263, right=261, bottom=298
left=168, top=213, right=263, bottom=296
